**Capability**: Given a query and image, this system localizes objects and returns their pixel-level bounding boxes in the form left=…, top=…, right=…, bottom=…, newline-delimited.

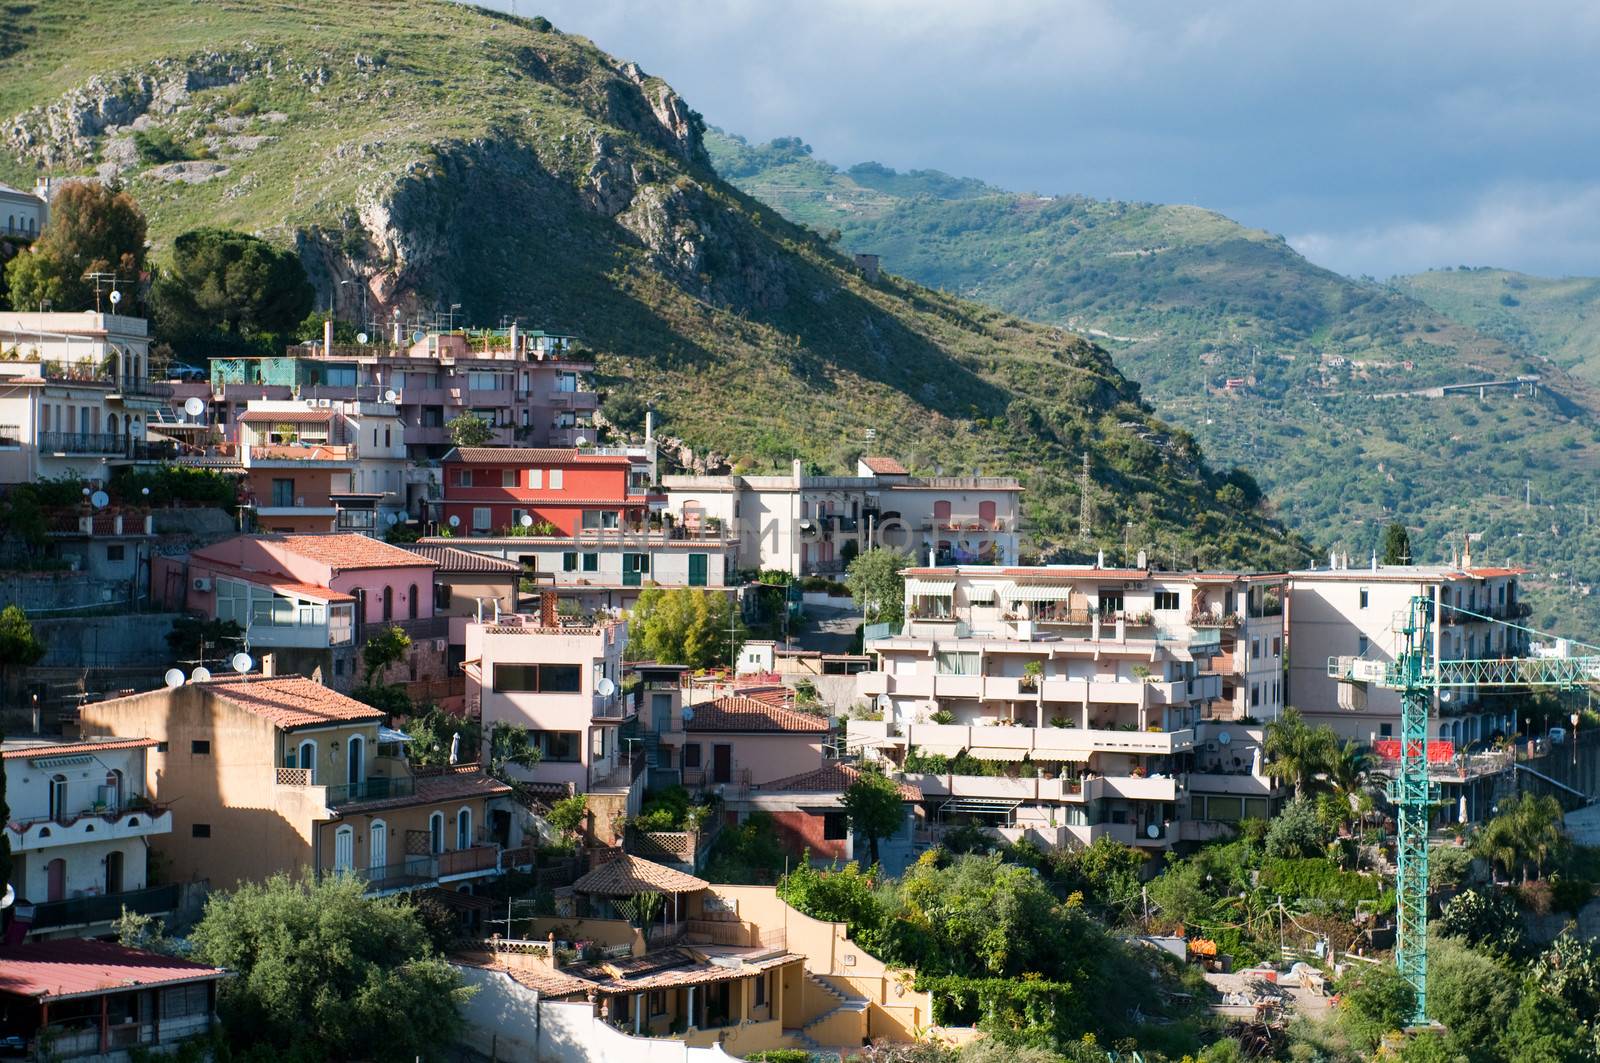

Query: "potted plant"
left=929, top=708, right=956, bottom=725
left=1020, top=661, right=1042, bottom=691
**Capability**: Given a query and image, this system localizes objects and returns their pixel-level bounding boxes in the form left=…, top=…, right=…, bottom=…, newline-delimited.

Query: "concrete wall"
left=32, top=613, right=183, bottom=667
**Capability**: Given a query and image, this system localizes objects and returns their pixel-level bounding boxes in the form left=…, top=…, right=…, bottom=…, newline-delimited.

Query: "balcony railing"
left=324, top=775, right=416, bottom=806
left=24, top=883, right=180, bottom=930
left=390, top=615, right=449, bottom=641
left=39, top=431, right=128, bottom=455
left=439, top=845, right=501, bottom=876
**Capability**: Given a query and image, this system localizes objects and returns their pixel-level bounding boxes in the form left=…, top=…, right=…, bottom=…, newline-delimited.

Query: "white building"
left=663, top=456, right=1021, bottom=576
left=0, top=312, right=168, bottom=484
left=0, top=180, right=47, bottom=239
left=2, top=737, right=176, bottom=941
left=847, top=564, right=1284, bottom=852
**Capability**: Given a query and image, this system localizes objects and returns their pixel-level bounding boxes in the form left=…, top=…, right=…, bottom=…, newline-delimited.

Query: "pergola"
left=569, top=853, right=709, bottom=930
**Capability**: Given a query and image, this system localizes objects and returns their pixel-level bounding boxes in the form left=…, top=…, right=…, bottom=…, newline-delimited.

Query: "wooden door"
left=712, top=744, right=732, bottom=784
left=46, top=858, right=65, bottom=902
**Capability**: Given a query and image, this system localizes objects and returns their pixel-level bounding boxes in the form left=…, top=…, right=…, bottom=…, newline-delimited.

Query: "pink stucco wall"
left=682, top=733, right=826, bottom=786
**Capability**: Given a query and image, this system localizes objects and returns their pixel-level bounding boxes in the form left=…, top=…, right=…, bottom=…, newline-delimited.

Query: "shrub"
left=1265, top=797, right=1326, bottom=858
left=1259, top=857, right=1386, bottom=908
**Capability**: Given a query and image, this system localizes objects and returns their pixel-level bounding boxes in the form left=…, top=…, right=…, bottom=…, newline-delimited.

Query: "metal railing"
left=324, top=775, right=416, bottom=806
left=25, top=883, right=180, bottom=930
left=0, top=425, right=20, bottom=447
left=39, top=431, right=127, bottom=455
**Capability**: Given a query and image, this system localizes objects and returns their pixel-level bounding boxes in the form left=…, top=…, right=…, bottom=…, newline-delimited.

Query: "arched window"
left=408, top=584, right=418, bottom=620
left=105, top=849, right=124, bottom=894
left=333, top=826, right=354, bottom=872
left=456, top=808, right=472, bottom=850
left=108, top=769, right=125, bottom=812
left=382, top=586, right=393, bottom=621
left=428, top=812, right=445, bottom=855
left=933, top=499, right=952, bottom=524
left=347, top=735, right=365, bottom=790
left=298, top=740, right=317, bottom=784
left=978, top=500, right=997, bottom=524
left=370, top=820, right=387, bottom=870
left=48, top=774, right=68, bottom=821
left=107, top=413, right=119, bottom=436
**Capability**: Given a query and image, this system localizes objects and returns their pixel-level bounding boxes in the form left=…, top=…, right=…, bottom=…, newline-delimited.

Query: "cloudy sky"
left=485, top=1, right=1600, bottom=279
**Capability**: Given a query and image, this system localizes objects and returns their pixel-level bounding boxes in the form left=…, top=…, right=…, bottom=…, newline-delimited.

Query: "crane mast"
left=1328, top=595, right=1600, bottom=1025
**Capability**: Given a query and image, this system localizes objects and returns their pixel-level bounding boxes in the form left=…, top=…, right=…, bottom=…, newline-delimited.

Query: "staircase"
left=794, top=971, right=869, bottom=1052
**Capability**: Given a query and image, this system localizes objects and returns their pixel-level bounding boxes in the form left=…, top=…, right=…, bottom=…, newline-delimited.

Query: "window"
left=156, top=741, right=169, bottom=753
left=456, top=808, right=472, bottom=849
left=48, top=774, right=68, bottom=820
left=1153, top=591, right=1180, bottom=611
left=582, top=553, right=599, bottom=572
left=271, top=478, right=294, bottom=507
left=192, top=823, right=212, bottom=838
left=562, top=552, right=578, bottom=572
left=161, top=984, right=210, bottom=1020
left=334, top=825, right=354, bottom=871
left=382, top=586, right=393, bottom=621
left=528, top=468, right=543, bottom=489
left=648, top=990, right=667, bottom=1016
left=1272, top=637, right=1282, bottom=657
left=472, top=507, right=492, bottom=532
left=581, top=509, right=619, bottom=530
left=755, top=973, right=767, bottom=1007
left=106, top=544, right=125, bottom=562
left=1380, top=723, right=1393, bottom=738
left=501, top=469, right=518, bottom=488
left=1098, top=590, right=1124, bottom=615
left=191, top=740, right=211, bottom=755
left=428, top=812, right=445, bottom=855
left=1359, top=588, right=1370, bottom=609
left=1250, top=638, right=1260, bottom=660
left=1250, top=684, right=1260, bottom=707
left=408, top=583, right=418, bottom=620
left=823, top=812, right=849, bottom=840
left=435, top=583, right=453, bottom=609
left=683, top=744, right=701, bottom=769
left=936, top=651, right=979, bottom=675
left=454, top=468, right=471, bottom=487
left=549, top=469, right=563, bottom=489
left=493, top=663, right=582, bottom=693
left=1358, top=635, right=1370, bottom=656
left=535, top=731, right=581, bottom=762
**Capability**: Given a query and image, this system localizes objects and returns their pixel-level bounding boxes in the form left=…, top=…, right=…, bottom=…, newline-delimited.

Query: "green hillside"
left=707, top=133, right=1600, bottom=632
left=1394, top=267, right=1600, bottom=385
left=0, top=0, right=1306, bottom=570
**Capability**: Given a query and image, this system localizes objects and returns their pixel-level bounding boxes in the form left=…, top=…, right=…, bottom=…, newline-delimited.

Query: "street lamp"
left=1572, top=712, right=1581, bottom=766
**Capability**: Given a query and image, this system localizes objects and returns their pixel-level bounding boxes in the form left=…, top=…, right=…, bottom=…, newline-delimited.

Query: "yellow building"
left=76, top=677, right=521, bottom=893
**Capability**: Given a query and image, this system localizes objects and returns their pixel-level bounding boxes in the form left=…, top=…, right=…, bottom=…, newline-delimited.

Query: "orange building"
left=438, top=446, right=659, bottom=537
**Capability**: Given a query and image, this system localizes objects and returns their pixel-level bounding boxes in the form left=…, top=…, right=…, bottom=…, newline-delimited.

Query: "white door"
left=370, top=822, right=387, bottom=870
left=334, top=827, right=354, bottom=872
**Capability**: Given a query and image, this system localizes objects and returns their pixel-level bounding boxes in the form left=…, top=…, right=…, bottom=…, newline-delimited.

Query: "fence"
left=25, top=883, right=180, bottom=931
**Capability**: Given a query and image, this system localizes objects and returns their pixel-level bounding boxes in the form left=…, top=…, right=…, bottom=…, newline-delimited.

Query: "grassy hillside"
left=708, top=133, right=1600, bottom=632
left=1394, top=267, right=1600, bottom=385
left=0, top=0, right=1307, bottom=570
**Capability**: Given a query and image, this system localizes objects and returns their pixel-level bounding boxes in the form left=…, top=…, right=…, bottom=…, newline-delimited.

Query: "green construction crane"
left=1328, top=595, right=1600, bottom=1024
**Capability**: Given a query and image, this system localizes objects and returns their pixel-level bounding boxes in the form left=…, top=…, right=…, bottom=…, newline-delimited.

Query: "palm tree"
left=1262, top=708, right=1337, bottom=800
left=1327, top=739, right=1376, bottom=832
left=1475, top=793, right=1569, bottom=882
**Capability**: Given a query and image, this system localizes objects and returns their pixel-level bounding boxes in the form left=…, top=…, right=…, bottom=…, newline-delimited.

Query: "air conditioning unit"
left=192, top=577, right=212, bottom=591
left=1203, top=742, right=1218, bottom=752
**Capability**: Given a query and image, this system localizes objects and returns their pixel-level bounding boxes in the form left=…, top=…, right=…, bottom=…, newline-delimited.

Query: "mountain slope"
left=0, top=0, right=1306, bottom=569
left=1394, top=267, right=1600, bottom=386
left=708, top=133, right=1600, bottom=630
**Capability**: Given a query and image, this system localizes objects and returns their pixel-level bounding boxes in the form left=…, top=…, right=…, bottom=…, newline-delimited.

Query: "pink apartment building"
left=680, top=696, right=831, bottom=792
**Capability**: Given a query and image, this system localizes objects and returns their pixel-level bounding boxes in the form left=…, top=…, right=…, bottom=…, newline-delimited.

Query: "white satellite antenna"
left=357, top=332, right=369, bottom=345
left=876, top=693, right=893, bottom=715
left=383, top=389, right=398, bottom=403
left=190, top=666, right=212, bottom=684
left=681, top=706, right=695, bottom=722
left=231, top=652, right=254, bottom=675
left=448, top=514, right=461, bottom=527
left=574, top=435, right=588, bottom=447
left=386, top=513, right=399, bottom=525
left=596, top=677, right=617, bottom=697
left=1147, top=823, right=1161, bottom=839
left=89, top=490, right=109, bottom=509
left=163, top=668, right=185, bottom=689
left=411, top=330, right=426, bottom=344
left=109, top=290, right=122, bottom=308
left=1, top=882, right=13, bottom=910
left=184, top=396, right=205, bottom=418
left=520, top=514, right=534, bottom=528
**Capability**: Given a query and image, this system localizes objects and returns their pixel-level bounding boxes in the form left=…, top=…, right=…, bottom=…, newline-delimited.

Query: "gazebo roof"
left=571, top=854, right=709, bottom=896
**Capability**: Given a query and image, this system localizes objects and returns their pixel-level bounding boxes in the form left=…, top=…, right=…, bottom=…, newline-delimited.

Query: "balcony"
left=323, top=775, right=416, bottom=807
left=905, top=772, right=1092, bottom=804
left=592, top=690, right=638, bottom=721
left=392, top=615, right=450, bottom=641
left=897, top=722, right=1195, bottom=759
left=39, top=431, right=128, bottom=455
left=23, top=883, right=181, bottom=932
left=439, top=845, right=502, bottom=880
left=6, top=805, right=173, bottom=852
left=1100, top=775, right=1182, bottom=802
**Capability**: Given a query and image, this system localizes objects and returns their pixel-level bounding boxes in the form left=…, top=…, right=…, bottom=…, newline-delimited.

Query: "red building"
left=438, top=447, right=660, bottom=537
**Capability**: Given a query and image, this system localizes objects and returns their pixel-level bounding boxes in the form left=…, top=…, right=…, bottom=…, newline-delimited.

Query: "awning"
left=1004, top=583, right=1076, bottom=603
left=1029, top=749, right=1091, bottom=763
left=909, top=744, right=967, bottom=758
left=905, top=577, right=956, bottom=596
left=378, top=726, right=414, bottom=744
left=966, top=746, right=1029, bottom=762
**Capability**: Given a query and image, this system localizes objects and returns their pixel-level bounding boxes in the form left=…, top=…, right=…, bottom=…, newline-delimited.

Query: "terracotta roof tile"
left=238, top=410, right=335, bottom=424
left=404, top=545, right=521, bottom=574
left=274, top=533, right=438, bottom=571
left=571, top=854, right=708, bottom=896
left=204, top=676, right=383, bottom=730
left=860, top=456, right=909, bottom=475
left=445, top=447, right=632, bottom=465
left=563, top=948, right=801, bottom=992
left=2, top=738, right=158, bottom=760
left=684, top=696, right=830, bottom=734
left=190, top=559, right=356, bottom=603
left=0, top=940, right=226, bottom=1001
left=760, top=762, right=921, bottom=800
left=336, top=764, right=513, bottom=813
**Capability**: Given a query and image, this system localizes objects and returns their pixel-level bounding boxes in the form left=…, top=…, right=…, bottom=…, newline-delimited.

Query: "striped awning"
left=1029, top=749, right=1091, bottom=763
left=905, top=577, right=956, bottom=596
left=1004, top=583, right=1075, bottom=602
left=910, top=745, right=967, bottom=758
left=966, top=746, right=1029, bottom=762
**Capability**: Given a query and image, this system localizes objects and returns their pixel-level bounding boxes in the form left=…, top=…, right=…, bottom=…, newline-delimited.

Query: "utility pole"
left=1078, top=452, right=1092, bottom=541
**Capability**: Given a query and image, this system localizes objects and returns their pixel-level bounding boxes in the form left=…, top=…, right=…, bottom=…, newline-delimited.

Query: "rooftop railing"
left=25, top=883, right=180, bottom=930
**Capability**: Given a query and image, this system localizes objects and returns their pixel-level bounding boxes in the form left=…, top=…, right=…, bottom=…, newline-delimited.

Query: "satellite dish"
left=876, top=694, right=893, bottom=714
left=82, top=487, right=91, bottom=497
left=163, top=668, right=185, bottom=689
left=411, top=330, right=426, bottom=344
left=1, top=882, right=13, bottom=910
left=520, top=514, right=534, bottom=528
left=1146, top=823, right=1161, bottom=839
left=90, top=490, right=109, bottom=509
left=384, top=389, right=398, bottom=403
left=231, top=652, right=254, bottom=674
left=1217, top=731, right=1232, bottom=745
left=190, top=666, right=212, bottom=684
left=386, top=513, right=399, bottom=525
left=574, top=436, right=588, bottom=447
left=681, top=707, right=695, bottom=722
left=109, top=289, right=122, bottom=305
left=357, top=332, right=369, bottom=345
left=448, top=514, right=461, bottom=527
left=1439, top=690, right=1453, bottom=703
left=184, top=396, right=205, bottom=417
left=597, top=677, right=617, bottom=697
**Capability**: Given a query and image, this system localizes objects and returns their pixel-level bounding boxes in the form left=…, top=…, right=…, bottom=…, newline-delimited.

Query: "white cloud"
left=1289, top=183, right=1600, bottom=278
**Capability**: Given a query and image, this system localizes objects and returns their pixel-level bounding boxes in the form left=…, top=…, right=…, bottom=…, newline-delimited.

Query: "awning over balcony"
left=1003, top=582, right=1075, bottom=602
left=966, top=746, right=1028, bottom=761
left=910, top=744, right=966, bottom=758
left=905, top=577, right=956, bottom=595
left=1031, top=749, right=1091, bottom=763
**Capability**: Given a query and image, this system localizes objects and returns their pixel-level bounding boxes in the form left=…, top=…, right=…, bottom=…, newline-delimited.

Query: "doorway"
left=712, top=744, right=732, bottom=785
left=105, top=850, right=124, bottom=894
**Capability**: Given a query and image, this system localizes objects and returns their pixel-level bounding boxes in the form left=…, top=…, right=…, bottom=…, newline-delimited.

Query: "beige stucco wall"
left=680, top=733, right=825, bottom=787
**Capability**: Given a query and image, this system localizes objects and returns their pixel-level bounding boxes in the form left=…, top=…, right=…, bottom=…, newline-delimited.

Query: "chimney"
left=509, top=321, right=519, bottom=355
left=540, top=590, right=558, bottom=629
left=792, top=457, right=803, bottom=487
left=1371, top=551, right=1378, bottom=571
left=1328, top=547, right=1337, bottom=569
left=645, top=410, right=657, bottom=485
left=392, top=311, right=402, bottom=346
left=1096, top=549, right=1105, bottom=568
left=1136, top=548, right=1147, bottom=569
left=493, top=599, right=501, bottom=622
left=323, top=315, right=334, bottom=351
